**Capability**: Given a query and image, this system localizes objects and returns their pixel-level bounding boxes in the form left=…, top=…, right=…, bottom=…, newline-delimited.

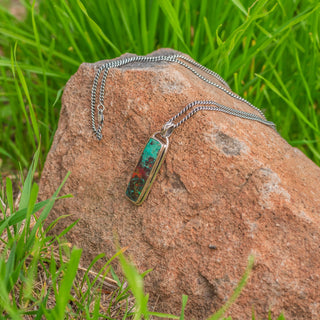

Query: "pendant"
left=125, top=133, right=169, bottom=205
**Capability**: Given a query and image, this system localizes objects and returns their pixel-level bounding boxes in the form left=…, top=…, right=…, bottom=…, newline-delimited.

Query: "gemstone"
left=126, top=137, right=163, bottom=204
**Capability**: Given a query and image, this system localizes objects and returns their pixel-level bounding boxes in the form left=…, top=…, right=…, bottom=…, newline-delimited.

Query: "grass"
left=0, top=0, right=319, bottom=172
left=0, top=148, right=133, bottom=319
left=0, top=149, right=286, bottom=319
left=0, top=0, right=319, bottom=318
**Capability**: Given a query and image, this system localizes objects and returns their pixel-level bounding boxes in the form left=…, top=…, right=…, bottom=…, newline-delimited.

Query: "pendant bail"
left=160, top=120, right=175, bottom=138
left=98, top=109, right=104, bottom=125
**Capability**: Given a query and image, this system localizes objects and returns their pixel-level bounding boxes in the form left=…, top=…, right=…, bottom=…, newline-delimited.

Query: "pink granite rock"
left=39, top=49, right=320, bottom=319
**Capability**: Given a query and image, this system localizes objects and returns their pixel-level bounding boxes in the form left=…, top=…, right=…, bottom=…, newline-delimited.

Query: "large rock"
left=39, top=49, right=320, bottom=319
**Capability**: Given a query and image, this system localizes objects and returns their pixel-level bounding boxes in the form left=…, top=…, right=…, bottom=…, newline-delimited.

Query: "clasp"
left=160, top=120, right=175, bottom=138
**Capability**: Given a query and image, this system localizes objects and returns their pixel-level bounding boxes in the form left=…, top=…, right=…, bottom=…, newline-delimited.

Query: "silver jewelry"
left=90, top=54, right=276, bottom=205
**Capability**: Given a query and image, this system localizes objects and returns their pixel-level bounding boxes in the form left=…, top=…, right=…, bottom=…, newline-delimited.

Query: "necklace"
left=91, top=54, right=276, bottom=205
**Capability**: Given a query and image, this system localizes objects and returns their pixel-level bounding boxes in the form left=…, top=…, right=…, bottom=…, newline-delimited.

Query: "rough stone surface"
left=39, top=49, right=320, bottom=319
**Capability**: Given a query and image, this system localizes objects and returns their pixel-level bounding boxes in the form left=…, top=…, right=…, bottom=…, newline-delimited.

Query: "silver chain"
left=91, top=54, right=276, bottom=140
left=160, top=100, right=276, bottom=138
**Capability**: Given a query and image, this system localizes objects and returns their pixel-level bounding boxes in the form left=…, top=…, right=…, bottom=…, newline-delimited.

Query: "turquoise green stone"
left=126, top=138, right=161, bottom=203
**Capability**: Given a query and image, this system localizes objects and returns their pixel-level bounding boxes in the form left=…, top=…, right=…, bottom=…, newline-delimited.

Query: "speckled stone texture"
left=39, top=49, right=320, bottom=320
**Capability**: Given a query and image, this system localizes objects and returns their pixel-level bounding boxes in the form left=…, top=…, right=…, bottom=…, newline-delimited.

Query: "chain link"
left=91, top=54, right=276, bottom=140
left=160, top=100, right=276, bottom=138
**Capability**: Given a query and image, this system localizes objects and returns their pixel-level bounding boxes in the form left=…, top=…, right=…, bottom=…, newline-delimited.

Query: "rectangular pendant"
left=126, top=133, right=169, bottom=205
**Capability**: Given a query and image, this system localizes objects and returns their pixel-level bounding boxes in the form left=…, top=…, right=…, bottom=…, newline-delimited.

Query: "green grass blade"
left=4, top=241, right=16, bottom=291
left=60, top=0, right=96, bottom=59
left=46, top=218, right=78, bottom=245
left=147, top=0, right=160, bottom=52
left=18, top=146, right=39, bottom=211
left=256, top=73, right=320, bottom=134
left=0, top=58, right=68, bottom=78
left=31, top=0, right=49, bottom=146
left=0, top=200, right=49, bottom=231
left=0, top=28, right=80, bottom=66
left=51, top=247, right=82, bottom=319
left=114, top=1, right=139, bottom=53
left=0, top=271, right=23, bottom=319
left=25, top=182, right=39, bottom=234
left=231, top=0, right=248, bottom=16
left=77, top=0, right=121, bottom=56
left=25, top=171, right=71, bottom=252
left=5, top=177, right=14, bottom=215
left=139, top=0, right=148, bottom=54
left=15, top=64, right=40, bottom=143
left=148, top=311, right=179, bottom=319
left=118, top=250, right=147, bottom=319
left=158, top=0, right=192, bottom=55
left=179, top=294, right=188, bottom=320
left=206, top=255, right=254, bottom=320
left=0, top=147, right=14, bottom=161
